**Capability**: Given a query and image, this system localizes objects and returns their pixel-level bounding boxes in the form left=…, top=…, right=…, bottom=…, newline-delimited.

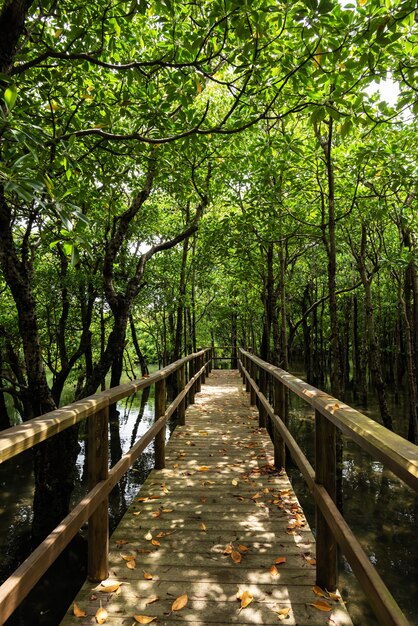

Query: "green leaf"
left=4, top=84, right=17, bottom=110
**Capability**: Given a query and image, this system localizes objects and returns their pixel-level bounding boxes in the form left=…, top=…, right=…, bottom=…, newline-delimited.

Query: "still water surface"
left=0, top=376, right=417, bottom=625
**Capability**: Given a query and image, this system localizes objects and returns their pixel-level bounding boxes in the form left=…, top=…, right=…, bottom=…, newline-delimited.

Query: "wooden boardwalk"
left=61, top=370, right=353, bottom=626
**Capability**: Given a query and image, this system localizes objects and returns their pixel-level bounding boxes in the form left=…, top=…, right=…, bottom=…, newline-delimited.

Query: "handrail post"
left=196, top=353, right=202, bottom=393
left=201, top=352, right=206, bottom=385
left=154, top=378, right=166, bottom=469
left=245, top=355, right=250, bottom=392
left=249, top=358, right=256, bottom=406
left=273, top=377, right=286, bottom=469
left=88, top=405, right=109, bottom=582
left=189, top=357, right=196, bottom=404
left=315, top=408, right=338, bottom=591
left=177, top=363, right=186, bottom=426
left=258, top=366, right=266, bottom=428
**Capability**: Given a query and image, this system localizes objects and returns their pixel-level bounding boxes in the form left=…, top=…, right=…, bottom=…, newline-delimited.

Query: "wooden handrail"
left=239, top=348, right=416, bottom=626
left=0, top=349, right=212, bottom=625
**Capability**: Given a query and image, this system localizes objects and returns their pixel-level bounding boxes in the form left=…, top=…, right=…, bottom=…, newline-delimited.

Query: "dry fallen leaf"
left=126, top=559, right=137, bottom=569
left=199, top=522, right=207, bottom=532
left=275, top=607, right=291, bottom=620
left=143, top=571, right=153, bottom=580
left=73, top=602, right=87, bottom=618
left=96, top=579, right=123, bottom=593
left=309, top=600, right=333, bottom=611
left=198, top=466, right=210, bottom=471
left=231, top=550, right=242, bottom=564
left=151, top=539, right=161, bottom=547
left=327, top=591, right=341, bottom=602
left=224, top=543, right=233, bottom=555
left=269, top=565, right=279, bottom=577
left=275, top=556, right=286, bottom=565
left=312, top=585, right=327, bottom=598
left=152, top=510, right=161, bottom=518
left=144, top=531, right=153, bottom=541
left=236, top=588, right=253, bottom=608
left=133, top=616, right=157, bottom=624
left=121, top=554, right=136, bottom=562
left=144, top=596, right=160, bottom=606
left=172, top=593, right=188, bottom=611
left=231, top=479, right=238, bottom=486
left=95, top=606, right=108, bottom=624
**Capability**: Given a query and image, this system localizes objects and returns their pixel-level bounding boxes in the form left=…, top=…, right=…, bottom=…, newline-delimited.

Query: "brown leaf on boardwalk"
left=275, top=556, right=286, bottom=565
left=144, top=596, right=160, bottom=606
left=151, top=539, right=161, bottom=547
left=200, top=496, right=207, bottom=504
left=199, top=522, right=207, bottom=532
left=143, top=571, right=153, bottom=580
left=172, top=593, right=188, bottom=611
left=162, top=508, right=173, bottom=513
left=236, top=588, right=253, bottom=608
left=73, top=602, right=87, bottom=618
left=134, top=616, right=157, bottom=624
left=95, top=606, right=108, bottom=623
left=231, top=479, right=238, bottom=486
left=224, top=543, right=233, bottom=555
left=115, top=539, right=129, bottom=545
left=126, top=559, right=136, bottom=569
left=198, top=466, right=210, bottom=471
left=152, top=510, right=161, bottom=518
left=121, top=554, right=136, bottom=562
left=231, top=550, right=242, bottom=563
left=312, top=585, right=327, bottom=598
left=303, top=555, right=316, bottom=566
left=309, top=600, right=333, bottom=611
left=269, top=565, right=279, bottom=577
left=275, top=607, right=291, bottom=620
left=238, top=544, right=249, bottom=552
left=155, top=530, right=175, bottom=538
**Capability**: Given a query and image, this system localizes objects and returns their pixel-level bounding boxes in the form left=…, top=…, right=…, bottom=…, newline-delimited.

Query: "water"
left=285, top=393, right=418, bottom=626
left=0, top=375, right=417, bottom=625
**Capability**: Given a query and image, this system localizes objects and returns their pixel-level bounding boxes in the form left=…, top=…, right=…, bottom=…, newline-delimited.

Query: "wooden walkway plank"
left=60, top=370, right=353, bottom=626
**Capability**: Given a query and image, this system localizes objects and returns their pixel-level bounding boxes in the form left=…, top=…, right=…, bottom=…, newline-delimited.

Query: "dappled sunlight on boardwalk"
left=60, top=370, right=353, bottom=626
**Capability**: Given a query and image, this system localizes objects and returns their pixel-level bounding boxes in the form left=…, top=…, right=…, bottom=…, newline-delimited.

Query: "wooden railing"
left=239, top=348, right=418, bottom=626
left=0, top=348, right=212, bottom=625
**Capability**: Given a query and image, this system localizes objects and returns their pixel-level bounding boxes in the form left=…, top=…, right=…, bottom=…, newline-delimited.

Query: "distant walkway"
left=60, top=370, right=353, bottom=625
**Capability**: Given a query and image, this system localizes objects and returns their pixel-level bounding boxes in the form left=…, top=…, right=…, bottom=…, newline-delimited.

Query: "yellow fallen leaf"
left=238, top=544, right=249, bottom=552
left=126, top=559, right=136, bottom=569
left=198, top=466, right=210, bottom=471
left=172, top=593, right=188, bottom=611
left=73, top=602, right=87, bottom=617
left=152, top=510, right=161, bottom=518
left=309, top=600, right=332, bottom=611
left=162, top=508, right=173, bottom=513
left=143, top=571, right=153, bottom=580
left=134, top=616, right=157, bottom=624
left=327, top=591, right=341, bottom=601
left=155, top=530, right=175, bottom=538
left=121, top=554, right=136, bottom=562
left=236, top=588, right=253, bottom=608
left=199, top=522, right=207, bottom=532
left=312, top=585, right=327, bottom=597
left=224, top=543, right=233, bottom=555
left=151, top=539, right=161, bottom=547
left=144, top=596, right=160, bottom=606
left=304, top=556, right=316, bottom=566
left=275, top=556, right=286, bottom=565
left=231, top=550, right=242, bottom=563
left=270, top=565, right=279, bottom=576
left=275, top=607, right=291, bottom=620
left=133, top=511, right=141, bottom=516
left=96, top=579, right=122, bottom=593
left=95, top=606, right=108, bottom=624
left=231, top=479, right=238, bottom=486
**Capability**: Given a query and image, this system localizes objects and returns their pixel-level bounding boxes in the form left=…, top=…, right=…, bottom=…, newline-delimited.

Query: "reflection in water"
left=0, top=382, right=417, bottom=625
left=286, top=395, right=418, bottom=626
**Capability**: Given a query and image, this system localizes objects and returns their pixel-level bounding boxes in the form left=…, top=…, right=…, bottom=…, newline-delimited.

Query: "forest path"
left=60, top=369, right=353, bottom=626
